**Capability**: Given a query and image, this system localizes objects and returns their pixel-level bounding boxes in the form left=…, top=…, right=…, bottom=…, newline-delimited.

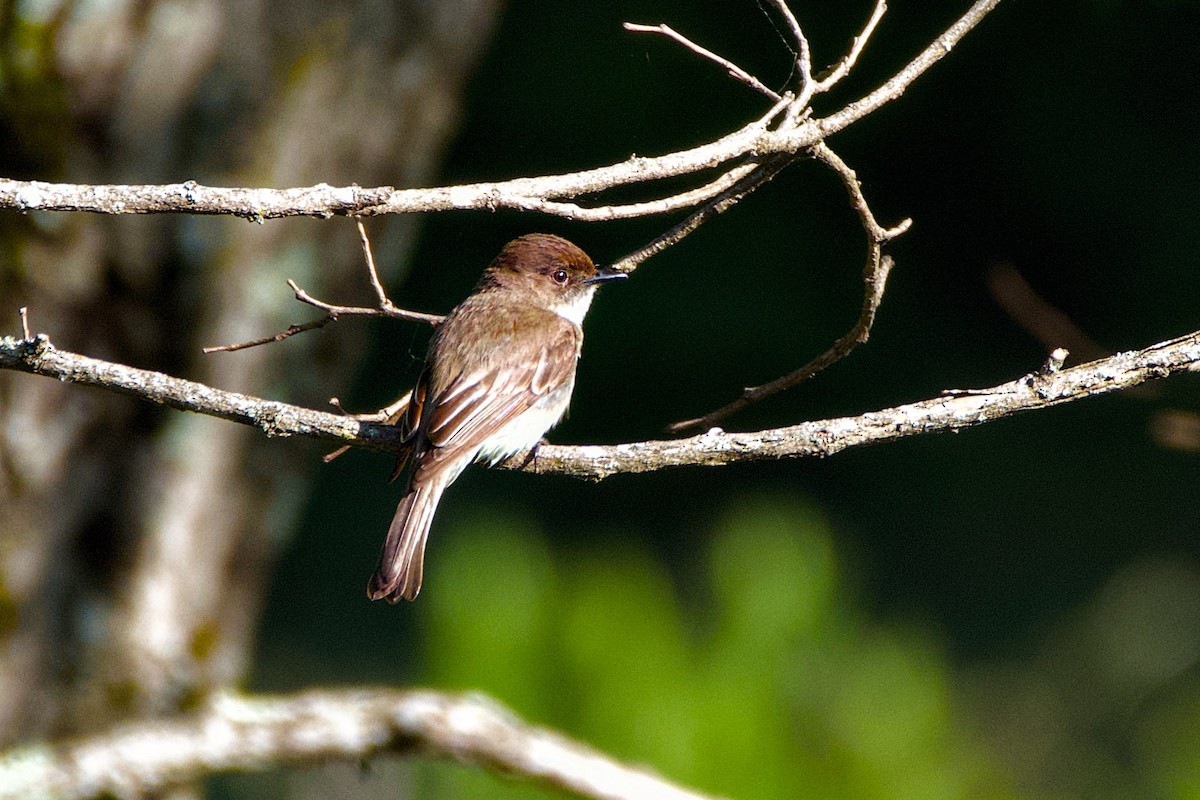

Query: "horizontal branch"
left=0, top=334, right=403, bottom=452
left=0, top=689, right=719, bottom=800
left=4, top=328, right=1198, bottom=481
left=0, top=1, right=1002, bottom=223
left=0, top=112, right=790, bottom=220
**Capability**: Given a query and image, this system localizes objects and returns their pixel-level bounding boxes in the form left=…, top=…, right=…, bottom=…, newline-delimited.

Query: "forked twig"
left=203, top=220, right=443, bottom=353
left=323, top=391, right=413, bottom=463
left=811, top=141, right=912, bottom=243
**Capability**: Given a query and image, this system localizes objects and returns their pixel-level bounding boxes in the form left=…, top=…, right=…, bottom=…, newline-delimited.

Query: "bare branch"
left=624, top=22, right=782, bottom=101
left=510, top=162, right=762, bottom=222
left=814, top=1, right=888, bottom=92
left=0, top=2, right=1005, bottom=224
left=0, top=689, right=721, bottom=800
left=5, top=328, right=1198, bottom=482
left=668, top=142, right=908, bottom=430
left=202, top=318, right=336, bottom=354
left=761, top=0, right=810, bottom=78
left=1, top=334, right=403, bottom=453
left=612, top=155, right=791, bottom=272
left=810, top=141, right=912, bottom=242
left=669, top=251, right=894, bottom=433
left=357, top=218, right=392, bottom=307
left=204, top=221, right=443, bottom=353
left=818, top=0, right=1004, bottom=138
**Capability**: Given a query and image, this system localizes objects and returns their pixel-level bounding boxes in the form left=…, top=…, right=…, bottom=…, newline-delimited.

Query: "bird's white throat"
left=550, top=285, right=598, bottom=327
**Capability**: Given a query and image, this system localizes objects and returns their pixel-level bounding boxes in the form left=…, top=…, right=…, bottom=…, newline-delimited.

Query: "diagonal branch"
left=668, top=250, right=894, bottom=433
left=817, top=0, right=1003, bottom=138
left=5, top=328, right=1198, bottom=482
left=0, top=689, right=722, bottom=800
left=813, top=0, right=888, bottom=92
left=612, top=154, right=792, bottom=272
left=669, top=142, right=909, bottom=431
left=624, top=22, right=782, bottom=101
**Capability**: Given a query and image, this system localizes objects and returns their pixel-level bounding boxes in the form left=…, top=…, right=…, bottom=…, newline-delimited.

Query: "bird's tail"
left=368, top=476, right=448, bottom=602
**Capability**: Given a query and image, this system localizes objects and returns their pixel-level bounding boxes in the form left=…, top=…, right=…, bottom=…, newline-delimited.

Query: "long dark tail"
left=368, top=476, right=448, bottom=602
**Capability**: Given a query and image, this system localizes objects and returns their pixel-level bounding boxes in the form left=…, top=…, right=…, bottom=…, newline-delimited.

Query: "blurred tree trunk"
left=0, top=0, right=501, bottom=745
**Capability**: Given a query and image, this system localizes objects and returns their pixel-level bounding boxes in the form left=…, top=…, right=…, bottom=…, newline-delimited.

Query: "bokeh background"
left=3, top=2, right=1199, bottom=799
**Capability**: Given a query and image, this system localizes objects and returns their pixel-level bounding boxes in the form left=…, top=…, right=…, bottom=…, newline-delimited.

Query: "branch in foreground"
left=0, top=689, right=719, bottom=800
left=4, top=329, right=1198, bottom=481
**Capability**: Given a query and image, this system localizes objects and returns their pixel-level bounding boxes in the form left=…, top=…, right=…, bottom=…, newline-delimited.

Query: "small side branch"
left=0, top=690, right=721, bottom=800
left=624, top=23, right=781, bottom=101
left=814, top=1, right=888, bottom=92
left=669, top=251, right=894, bottom=433
left=204, top=221, right=443, bottom=353
left=5, top=329, right=1198, bottom=482
left=811, top=142, right=912, bottom=243
left=612, top=154, right=792, bottom=272
left=669, top=143, right=909, bottom=431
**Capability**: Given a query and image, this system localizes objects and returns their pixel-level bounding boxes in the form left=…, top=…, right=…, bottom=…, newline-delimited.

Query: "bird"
left=368, top=233, right=626, bottom=602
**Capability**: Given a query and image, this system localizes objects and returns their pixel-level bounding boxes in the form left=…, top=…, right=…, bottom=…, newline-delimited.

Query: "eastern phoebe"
left=368, top=233, right=626, bottom=602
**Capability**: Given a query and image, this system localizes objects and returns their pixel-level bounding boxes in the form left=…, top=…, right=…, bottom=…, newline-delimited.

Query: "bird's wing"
left=411, top=318, right=580, bottom=480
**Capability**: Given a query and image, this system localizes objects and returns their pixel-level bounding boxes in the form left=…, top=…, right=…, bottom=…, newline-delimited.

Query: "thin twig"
left=814, top=1, right=888, bottom=92
left=669, top=251, right=894, bottom=433
left=624, top=22, right=782, bottom=101
left=506, top=162, right=761, bottom=221
left=5, top=329, right=1199, bottom=481
left=761, top=0, right=814, bottom=115
left=761, top=0, right=808, bottom=73
left=357, top=219, right=390, bottom=307
left=667, top=142, right=908, bottom=431
left=288, top=280, right=443, bottom=324
left=811, top=141, right=911, bottom=242
left=323, top=392, right=413, bottom=463
left=202, top=319, right=336, bottom=354
left=818, top=0, right=1004, bottom=138
left=612, top=154, right=792, bottom=272
left=203, top=222, right=444, bottom=353
left=18, top=307, right=29, bottom=341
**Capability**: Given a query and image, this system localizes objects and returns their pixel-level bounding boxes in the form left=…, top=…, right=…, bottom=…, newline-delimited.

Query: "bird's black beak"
left=585, top=266, right=629, bottom=285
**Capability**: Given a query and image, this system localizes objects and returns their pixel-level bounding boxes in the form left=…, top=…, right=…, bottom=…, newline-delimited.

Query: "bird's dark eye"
left=551, top=269, right=569, bottom=285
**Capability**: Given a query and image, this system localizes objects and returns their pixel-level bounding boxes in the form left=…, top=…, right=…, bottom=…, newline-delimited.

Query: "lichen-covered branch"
left=0, top=689, right=721, bottom=800
left=5, top=329, right=1197, bottom=482
left=0, top=2, right=1003, bottom=224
